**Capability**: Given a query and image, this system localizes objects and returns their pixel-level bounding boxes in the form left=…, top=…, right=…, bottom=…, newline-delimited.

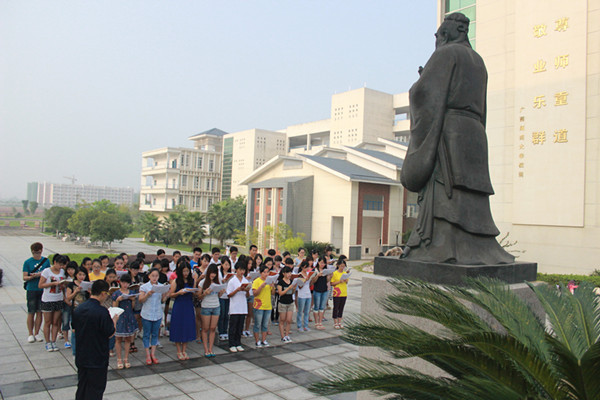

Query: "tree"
left=29, top=201, right=39, bottom=215
left=90, top=212, right=130, bottom=249
left=160, top=212, right=183, bottom=246
left=180, top=212, right=206, bottom=246
left=311, top=278, right=600, bottom=399
left=45, top=206, right=75, bottom=234
left=21, top=200, right=29, bottom=215
left=207, top=196, right=246, bottom=246
left=137, top=212, right=161, bottom=243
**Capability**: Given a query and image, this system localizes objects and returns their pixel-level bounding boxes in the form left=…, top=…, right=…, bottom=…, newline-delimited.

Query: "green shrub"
left=303, top=241, right=333, bottom=257
left=537, top=272, right=600, bottom=287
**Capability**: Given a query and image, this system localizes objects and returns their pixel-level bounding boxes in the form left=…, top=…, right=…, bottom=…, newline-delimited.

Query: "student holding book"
left=169, top=261, right=196, bottom=360
left=330, top=259, right=349, bottom=329
left=139, top=268, right=169, bottom=365
left=102, top=269, right=118, bottom=356
left=218, top=256, right=233, bottom=341
left=66, top=266, right=90, bottom=356
left=61, top=261, right=77, bottom=349
left=193, top=253, right=210, bottom=343
left=252, top=265, right=275, bottom=347
left=226, top=261, right=250, bottom=352
left=198, top=264, right=225, bottom=357
left=276, top=266, right=297, bottom=343
left=242, top=256, right=256, bottom=337
left=295, top=260, right=314, bottom=332
left=38, top=254, right=68, bottom=352
left=112, top=274, right=138, bottom=369
left=312, top=257, right=330, bottom=330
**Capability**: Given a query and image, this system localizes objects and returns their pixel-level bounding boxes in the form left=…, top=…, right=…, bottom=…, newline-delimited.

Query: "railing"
left=363, top=200, right=383, bottom=211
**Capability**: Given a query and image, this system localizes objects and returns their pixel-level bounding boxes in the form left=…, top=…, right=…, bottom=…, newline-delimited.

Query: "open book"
left=265, top=275, right=279, bottom=285
left=340, top=271, right=352, bottom=281
left=292, top=277, right=306, bottom=288
left=79, top=281, right=93, bottom=292
left=151, top=284, right=171, bottom=294
left=209, top=283, right=227, bottom=292
left=108, top=307, right=124, bottom=319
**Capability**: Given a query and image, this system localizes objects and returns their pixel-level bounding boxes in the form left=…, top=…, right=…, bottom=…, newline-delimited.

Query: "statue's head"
left=435, top=12, right=470, bottom=48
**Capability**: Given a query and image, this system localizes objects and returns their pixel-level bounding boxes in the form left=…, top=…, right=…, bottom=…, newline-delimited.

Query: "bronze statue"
left=401, top=13, right=514, bottom=265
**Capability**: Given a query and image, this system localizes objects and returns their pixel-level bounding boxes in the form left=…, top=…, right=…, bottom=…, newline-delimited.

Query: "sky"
left=0, top=1, right=437, bottom=200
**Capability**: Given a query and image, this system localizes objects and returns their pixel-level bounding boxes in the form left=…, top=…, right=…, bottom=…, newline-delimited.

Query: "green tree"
left=68, top=205, right=97, bottom=236
left=90, top=212, right=131, bottom=249
left=180, top=211, right=206, bottom=246
left=207, top=196, right=246, bottom=246
left=311, top=278, right=600, bottom=400
left=137, top=212, right=161, bottom=243
left=45, top=206, right=75, bottom=234
left=29, top=201, right=39, bottom=215
left=160, top=212, right=183, bottom=246
left=21, top=200, right=29, bottom=215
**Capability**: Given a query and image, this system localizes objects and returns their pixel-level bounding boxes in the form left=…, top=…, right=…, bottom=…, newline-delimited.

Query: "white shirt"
left=169, top=261, right=177, bottom=271
left=229, top=257, right=238, bottom=270
left=296, top=274, right=312, bottom=299
left=41, top=268, right=66, bottom=303
left=227, top=276, right=249, bottom=315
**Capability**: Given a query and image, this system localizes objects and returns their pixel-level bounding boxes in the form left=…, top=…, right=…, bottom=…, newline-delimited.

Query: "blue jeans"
left=200, top=306, right=220, bottom=316
left=313, top=291, right=328, bottom=311
left=62, top=307, right=72, bottom=332
left=142, top=318, right=161, bottom=348
left=297, top=297, right=311, bottom=328
left=253, top=309, right=271, bottom=333
left=218, top=298, right=230, bottom=335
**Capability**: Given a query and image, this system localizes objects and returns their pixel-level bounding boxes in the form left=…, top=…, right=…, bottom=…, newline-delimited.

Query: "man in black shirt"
left=72, top=280, right=117, bottom=400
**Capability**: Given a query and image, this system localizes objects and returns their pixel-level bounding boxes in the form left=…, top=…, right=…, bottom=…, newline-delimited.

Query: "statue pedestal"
left=373, top=256, right=537, bottom=285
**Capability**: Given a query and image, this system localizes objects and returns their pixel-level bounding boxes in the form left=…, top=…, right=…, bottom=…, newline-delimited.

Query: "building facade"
left=241, top=139, right=409, bottom=259
left=439, top=0, right=600, bottom=273
left=28, top=182, right=134, bottom=208
left=139, top=128, right=225, bottom=217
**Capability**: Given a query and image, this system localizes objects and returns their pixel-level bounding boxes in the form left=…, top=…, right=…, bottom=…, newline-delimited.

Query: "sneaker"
left=256, top=341, right=263, bottom=348
left=219, top=334, right=226, bottom=341
left=229, top=346, right=238, bottom=353
left=236, top=346, right=244, bottom=352
left=273, top=321, right=279, bottom=326
left=157, top=341, right=163, bottom=349
left=223, top=334, right=228, bottom=340
left=261, top=340, right=270, bottom=347
left=36, top=334, right=44, bottom=342
left=45, top=343, right=53, bottom=352
left=304, top=327, right=311, bottom=332
left=323, top=318, right=328, bottom=322
left=242, top=331, right=251, bottom=337
left=27, top=335, right=35, bottom=343
left=64, top=341, right=71, bottom=349
left=52, top=342, right=59, bottom=352
left=285, top=336, right=293, bottom=343
left=281, top=337, right=287, bottom=343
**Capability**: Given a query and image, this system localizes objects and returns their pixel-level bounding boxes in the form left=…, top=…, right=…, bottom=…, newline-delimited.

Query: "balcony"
left=141, top=165, right=178, bottom=176
left=140, top=185, right=179, bottom=194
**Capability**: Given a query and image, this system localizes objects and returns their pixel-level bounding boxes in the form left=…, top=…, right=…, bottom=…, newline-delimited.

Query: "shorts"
left=26, top=291, right=43, bottom=314
left=41, top=300, right=64, bottom=312
left=278, top=302, right=294, bottom=313
left=193, top=297, right=202, bottom=308
left=200, top=306, right=220, bottom=316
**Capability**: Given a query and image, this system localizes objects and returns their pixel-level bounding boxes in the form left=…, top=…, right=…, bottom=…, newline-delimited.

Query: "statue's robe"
left=401, top=41, right=514, bottom=265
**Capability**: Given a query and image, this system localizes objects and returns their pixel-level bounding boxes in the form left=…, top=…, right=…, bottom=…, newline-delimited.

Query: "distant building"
left=139, top=128, right=225, bottom=217
left=28, top=182, right=134, bottom=208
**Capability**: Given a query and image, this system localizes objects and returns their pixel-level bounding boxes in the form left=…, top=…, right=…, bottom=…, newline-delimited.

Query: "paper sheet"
left=79, top=281, right=93, bottom=292
left=341, top=272, right=352, bottom=281
left=265, top=275, right=279, bottom=285
left=120, top=293, right=139, bottom=299
left=321, top=269, right=334, bottom=276
left=292, top=277, right=305, bottom=288
left=108, top=307, right=124, bottom=319
left=248, top=272, right=261, bottom=281
left=116, top=270, right=129, bottom=277
left=151, top=284, right=171, bottom=294
left=209, top=283, right=227, bottom=292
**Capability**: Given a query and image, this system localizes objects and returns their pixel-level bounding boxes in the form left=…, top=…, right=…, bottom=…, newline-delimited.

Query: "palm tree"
left=180, top=211, right=206, bottom=246
left=137, top=212, right=161, bottom=243
left=311, top=278, right=600, bottom=400
left=207, top=201, right=236, bottom=246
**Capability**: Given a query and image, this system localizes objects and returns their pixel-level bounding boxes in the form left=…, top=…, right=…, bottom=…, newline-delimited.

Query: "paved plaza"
left=0, top=228, right=366, bottom=400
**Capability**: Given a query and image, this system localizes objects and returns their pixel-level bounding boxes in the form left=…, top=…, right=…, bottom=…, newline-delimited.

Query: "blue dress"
left=112, top=290, right=139, bottom=337
left=169, top=284, right=196, bottom=343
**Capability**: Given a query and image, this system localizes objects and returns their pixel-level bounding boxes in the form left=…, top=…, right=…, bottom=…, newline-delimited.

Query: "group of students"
left=24, top=243, right=351, bottom=367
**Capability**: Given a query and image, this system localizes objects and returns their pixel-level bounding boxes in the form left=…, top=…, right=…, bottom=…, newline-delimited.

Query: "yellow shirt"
left=89, top=271, right=106, bottom=281
left=332, top=270, right=348, bottom=297
left=252, top=278, right=272, bottom=310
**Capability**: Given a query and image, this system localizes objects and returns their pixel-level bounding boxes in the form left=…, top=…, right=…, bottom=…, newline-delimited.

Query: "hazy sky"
left=0, top=1, right=437, bottom=200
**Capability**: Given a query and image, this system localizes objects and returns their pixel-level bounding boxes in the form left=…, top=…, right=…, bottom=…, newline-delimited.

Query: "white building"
left=30, top=182, right=134, bottom=207
left=139, top=128, right=225, bottom=217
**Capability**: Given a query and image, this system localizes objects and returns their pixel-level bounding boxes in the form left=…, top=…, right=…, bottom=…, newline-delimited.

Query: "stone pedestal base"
left=374, top=256, right=537, bottom=285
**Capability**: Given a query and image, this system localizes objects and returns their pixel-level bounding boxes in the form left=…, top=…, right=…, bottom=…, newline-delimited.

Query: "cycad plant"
left=310, top=278, right=600, bottom=400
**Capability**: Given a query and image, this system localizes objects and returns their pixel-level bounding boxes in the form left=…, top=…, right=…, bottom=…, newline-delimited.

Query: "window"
left=255, top=190, right=260, bottom=207
left=197, top=156, right=203, bottom=169
left=193, top=176, right=199, bottom=189
left=266, top=213, right=271, bottom=225
left=171, top=159, right=177, bottom=168
left=267, top=189, right=272, bottom=206
left=207, top=198, right=213, bottom=209
left=179, top=195, right=183, bottom=205
left=209, top=159, right=214, bottom=172
left=172, top=178, right=176, bottom=189
left=206, top=178, right=211, bottom=191
left=181, top=175, right=187, bottom=187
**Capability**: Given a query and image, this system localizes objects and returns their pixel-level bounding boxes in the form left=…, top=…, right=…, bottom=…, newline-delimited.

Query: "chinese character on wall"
left=554, top=91, right=568, bottom=106
left=554, top=129, right=568, bottom=143
left=555, top=55, right=569, bottom=69
left=533, top=24, right=548, bottom=38
left=555, top=17, right=569, bottom=32
left=533, top=95, right=547, bottom=109
left=533, top=59, right=547, bottom=73
left=532, top=131, right=546, bottom=145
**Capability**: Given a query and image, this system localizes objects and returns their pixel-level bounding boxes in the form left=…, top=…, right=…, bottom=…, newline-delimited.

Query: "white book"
left=151, top=284, right=171, bottom=294
left=248, top=272, right=261, bottom=281
left=292, top=277, right=305, bottom=288
left=183, top=287, right=199, bottom=292
left=321, top=269, right=334, bottom=276
left=116, top=270, right=129, bottom=277
left=341, top=272, right=352, bottom=281
left=79, top=281, right=93, bottom=292
left=292, top=267, right=299, bottom=274
left=265, top=275, right=279, bottom=285
left=108, top=307, right=124, bottom=319
left=210, top=283, right=227, bottom=292
left=120, top=293, right=139, bottom=299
